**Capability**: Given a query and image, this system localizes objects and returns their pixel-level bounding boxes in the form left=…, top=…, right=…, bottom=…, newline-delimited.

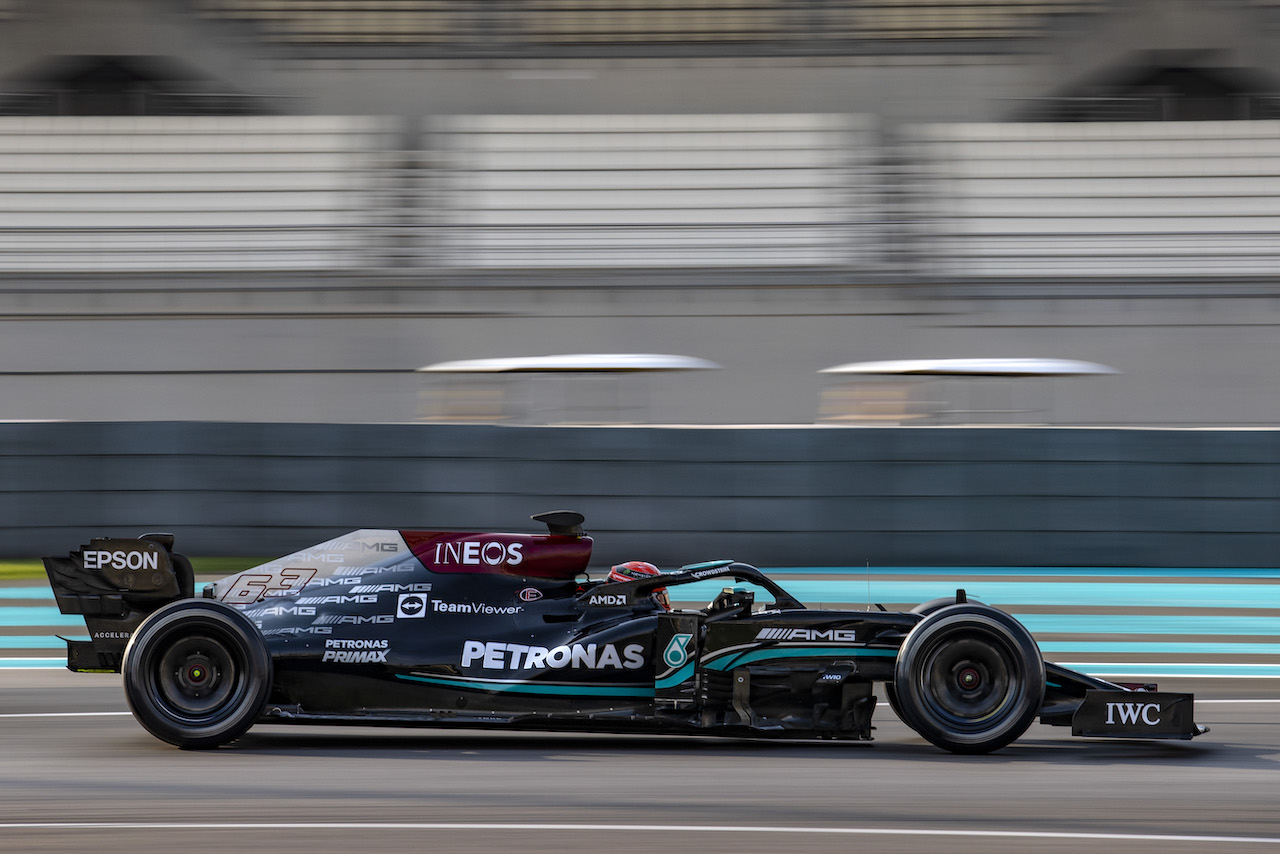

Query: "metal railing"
left=189, top=0, right=1110, bottom=55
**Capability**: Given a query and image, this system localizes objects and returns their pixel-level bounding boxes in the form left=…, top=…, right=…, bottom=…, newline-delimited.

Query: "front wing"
left=1039, top=662, right=1204, bottom=740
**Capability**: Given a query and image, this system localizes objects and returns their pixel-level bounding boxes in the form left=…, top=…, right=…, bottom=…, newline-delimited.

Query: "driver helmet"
left=608, top=560, right=669, bottom=610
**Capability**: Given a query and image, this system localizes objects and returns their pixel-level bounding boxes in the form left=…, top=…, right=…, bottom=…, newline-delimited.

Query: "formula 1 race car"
left=43, top=512, right=1204, bottom=753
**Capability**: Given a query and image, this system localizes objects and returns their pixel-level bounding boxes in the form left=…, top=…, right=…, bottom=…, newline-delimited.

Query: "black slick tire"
left=892, top=603, right=1044, bottom=754
left=122, top=599, right=272, bottom=749
left=884, top=595, right=988, bottom=720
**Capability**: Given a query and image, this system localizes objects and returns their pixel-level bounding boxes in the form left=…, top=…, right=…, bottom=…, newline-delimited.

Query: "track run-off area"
left=2, top=567, right=1278, bottom=853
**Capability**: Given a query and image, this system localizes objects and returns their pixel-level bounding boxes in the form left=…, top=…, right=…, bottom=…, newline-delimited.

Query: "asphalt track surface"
left=3, top=670, right=1278, bottom=854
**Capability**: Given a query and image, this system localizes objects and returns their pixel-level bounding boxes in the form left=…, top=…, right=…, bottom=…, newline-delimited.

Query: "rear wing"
left=43, top=534, right=194, bottom=672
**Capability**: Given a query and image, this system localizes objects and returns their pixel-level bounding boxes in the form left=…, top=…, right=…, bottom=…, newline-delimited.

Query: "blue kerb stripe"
left=0, top=608, right=86, bottom=628
left=1015, top=614, right=1280, bottom=636
left=0, top=658, right=67, bottom=668
left=395, top=673, right=655, bottom=698
left=1060, top=662, right=1280, bottom=678
left=0, top=588, right=54, bottom=600
left=1041, top=641, right=1280, bottom=656
left=0, top=636, right=84, bottom=649
left=704, top=647, right=897, bottom=672
left=0, top=583, right=212, bottom=600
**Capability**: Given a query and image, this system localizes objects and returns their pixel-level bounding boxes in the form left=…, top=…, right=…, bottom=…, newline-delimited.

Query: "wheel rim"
left=915, top=631, right=1019, bottom=731
left=147, top=629, right=246, bottom=723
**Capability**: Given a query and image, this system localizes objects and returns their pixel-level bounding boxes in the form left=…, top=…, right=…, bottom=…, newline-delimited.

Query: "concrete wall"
left=4, top=421, right=1278, bottom=567
left=5, top=280, right=1280, bottom=427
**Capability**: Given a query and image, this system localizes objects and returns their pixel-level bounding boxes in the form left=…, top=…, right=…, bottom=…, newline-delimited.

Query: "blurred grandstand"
left=0, top=0, right=1278, bottom=425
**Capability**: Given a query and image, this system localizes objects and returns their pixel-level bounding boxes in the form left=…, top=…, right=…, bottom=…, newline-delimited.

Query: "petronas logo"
left=663, top=633, right=693, bottom=668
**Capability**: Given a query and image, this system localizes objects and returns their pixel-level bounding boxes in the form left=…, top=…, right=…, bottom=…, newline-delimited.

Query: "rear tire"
left=122, top=599, right=271, bottom=749
left=893, top=603, right=1044, bottom=754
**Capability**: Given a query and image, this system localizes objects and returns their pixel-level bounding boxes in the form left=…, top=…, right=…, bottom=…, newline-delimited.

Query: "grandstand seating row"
left=0, top=116, right=397, bottom=270
left=434, top=113, right=875, bottom=267
left=2, top=113, right=1280, bottom=276
left=911, top=120, right=1280, bottom=275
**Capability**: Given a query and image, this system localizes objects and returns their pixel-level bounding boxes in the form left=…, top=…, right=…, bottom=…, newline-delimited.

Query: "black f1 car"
left=44, top=512, right=1204, bottom=753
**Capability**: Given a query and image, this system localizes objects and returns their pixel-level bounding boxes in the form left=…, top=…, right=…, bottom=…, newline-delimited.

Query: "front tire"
left=122, top=599, right=272, bottom=749
left=884, top=594, right=988, bottom=721
left=892, top=603, right=1044, bottom=754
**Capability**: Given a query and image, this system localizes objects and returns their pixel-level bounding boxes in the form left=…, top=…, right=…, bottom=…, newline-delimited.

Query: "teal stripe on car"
left=703, top=646, right=897, bottom=672
left=655, top=662, right=696, bottom=689
left=395, top=673, right=655, bottom=698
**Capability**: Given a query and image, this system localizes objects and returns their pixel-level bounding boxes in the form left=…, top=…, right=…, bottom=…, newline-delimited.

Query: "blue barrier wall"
left=2, top=422, right=1278, bottom=567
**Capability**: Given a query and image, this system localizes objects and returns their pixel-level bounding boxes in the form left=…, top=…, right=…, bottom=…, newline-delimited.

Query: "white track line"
left=0, top=822, right=1276, bottom=845
left=1195, top=699, right=1280, bottom=704
left=0, top=711, right=131, bottom=718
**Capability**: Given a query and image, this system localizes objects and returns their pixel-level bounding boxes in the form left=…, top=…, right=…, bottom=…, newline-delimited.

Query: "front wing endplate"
left=1071, top=690, right=1202, bottom=740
